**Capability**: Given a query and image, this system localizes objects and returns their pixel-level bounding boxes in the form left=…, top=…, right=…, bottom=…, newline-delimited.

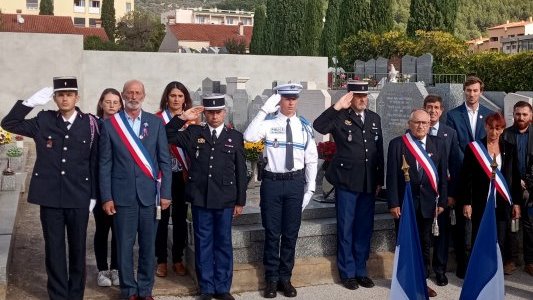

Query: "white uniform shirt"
left=244, top=110, right=318, bottom=192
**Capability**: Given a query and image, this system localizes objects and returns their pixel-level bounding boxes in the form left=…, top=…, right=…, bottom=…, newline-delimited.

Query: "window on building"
left=242, top=18, right=252, bottom=25
left=74, top=0, right=85, bottom=7
left=89, top=18, right=98, bottom=27
left=490, top=37, right=498, bottom=42
left=26, top=0, right=38, bottom=10
left=226, top=17, right=234, bottom=25
left=73, top=17, right=85, bottom=27
left=126, top=2, right=132, bottom=12
left=196, top=16, right=206, bottom=23
left=90, top=0, right=100, bottom=8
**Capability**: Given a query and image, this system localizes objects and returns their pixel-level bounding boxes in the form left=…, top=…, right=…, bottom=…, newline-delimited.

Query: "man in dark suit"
left=503, top=101, right=533, bottom=276
left=445, top=75, right=492, bottom=278
left=165, top=95, right=247, bottom=300
left=1, top=77, right=99, bottom=300
left=424, top=95, right=461, bottom=286
left=99, top=80, right=172, bottom=300
left=313, top=81, right=384, bottom=291
left=387, top=109, right=447, bottom=298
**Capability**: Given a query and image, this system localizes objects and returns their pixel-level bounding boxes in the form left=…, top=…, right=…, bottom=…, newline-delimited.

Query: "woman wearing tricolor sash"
left=459, top=112, right=522, bottom=251
left=154, top=81, right=193, bottom=278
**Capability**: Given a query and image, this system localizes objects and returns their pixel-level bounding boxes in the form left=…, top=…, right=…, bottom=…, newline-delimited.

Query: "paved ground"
left=5, top=149, right=533, bottom=299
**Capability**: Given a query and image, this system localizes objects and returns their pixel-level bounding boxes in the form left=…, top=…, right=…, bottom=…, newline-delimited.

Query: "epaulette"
left=299, top=116, right=314, bottom=138
left=265, top=113, right=277, bottom=121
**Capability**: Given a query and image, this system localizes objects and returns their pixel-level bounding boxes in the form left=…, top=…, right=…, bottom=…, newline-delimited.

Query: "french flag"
left=460, top=180, right=505, bottom=300
left=389, top=182, right=429, bottom=300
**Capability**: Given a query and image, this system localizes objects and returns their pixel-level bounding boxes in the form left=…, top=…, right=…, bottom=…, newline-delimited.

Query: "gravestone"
left=416, top=53, right=433, bottom=85
left=192, top=90, right=202, bottom=107
left=301, top=81, right=317, bottom=90
left=482, top=91, right=507, bottom=110
left=427, top=83, right=466, bottom=122
left=219, top=47, right=229, bottom=54
left=503, top=93, right=533, bottom=127
left=375, top=57, right=388, bottom=82
left=201, top=47, right=209, bottom=53
left=232, top=90, right=250, bottom=132
left=298, top=90, right=331, bottom=142
left=247, top=95, right=265, bottom=126
left=376, top=82, right=428, bottom=163
left=401, top=55, right=417, bottom=82
left=517, top=91, right=533, bottom=99
left=226, top=77, right=250, bottom=97
left=224, top=94, right=234, bottom=124
left=364, top=59, right=376, bottom=79
left=213, top=81, right=221, bottom=94
left=202, top=78, right=214, bottom=95
left=354, top=60, right=365, bottom=79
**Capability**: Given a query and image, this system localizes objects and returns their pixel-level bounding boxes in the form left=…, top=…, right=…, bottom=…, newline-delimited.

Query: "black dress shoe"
left=214, top=293, right=235, bottom=300
left=341, top=278, right=359, bottom=290
left=277, top=281, right=297, bottom=297
left=199, top=293, right=214, bottom=300
left=355, top=276, right=375, bottom=288
left=456, top=266, right=466, bottom=279
left=264, top=281, right=277, bottom=298
left=435, top=273, right=448, bottom=286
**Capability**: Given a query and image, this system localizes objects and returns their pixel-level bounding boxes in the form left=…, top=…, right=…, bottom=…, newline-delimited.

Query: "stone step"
left=233, top=198, right=390, bottom=226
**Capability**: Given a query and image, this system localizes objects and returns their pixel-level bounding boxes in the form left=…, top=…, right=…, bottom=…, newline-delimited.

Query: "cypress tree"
left=250, top=4, right=267, bottom=54
left=319, top=0, right=342, bottom=65
left=265, top=0, right=280, bottom=54
left=301, top=0, right=324, bottom=56
left=101, top=0, right=116, bottom=40
left=406, top=0, right=435, bottom=36
left=39, top=0, right=54, bottom=15
left=338, top=0, right=370, bottom=45
left=370, top=0, right=394, bottom=33
left=435, top=0, right=458, bottom=33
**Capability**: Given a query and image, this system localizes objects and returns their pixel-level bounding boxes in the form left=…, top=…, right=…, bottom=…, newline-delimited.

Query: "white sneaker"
left=110, top=269, right=120, bottom=286
left=97, top=270, right=112, bottom=287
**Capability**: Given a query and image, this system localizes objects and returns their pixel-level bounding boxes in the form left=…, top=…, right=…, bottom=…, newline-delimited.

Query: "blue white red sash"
left=110, top=111, right=161, bottom=204
left=468, top=141, right=512, bottom=204
left=402, top=133, right=439, bottom=195
left=158, top=110, right=190, bottom=172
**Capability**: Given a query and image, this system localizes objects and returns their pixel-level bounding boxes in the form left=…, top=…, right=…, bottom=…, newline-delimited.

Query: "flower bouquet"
left=317, top=141, right=336, bottom=169
left=244, top=140, right=265, bottom=183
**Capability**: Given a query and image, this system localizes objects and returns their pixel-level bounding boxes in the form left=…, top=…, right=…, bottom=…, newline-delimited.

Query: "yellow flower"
left=0, top=127, right=13, bottom=145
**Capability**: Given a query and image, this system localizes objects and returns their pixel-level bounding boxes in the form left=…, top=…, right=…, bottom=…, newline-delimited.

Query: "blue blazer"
left=386, top=134, right=448, bottom=219
left=446, top=103, right=493, bottom=154
left=436, top=123, right=461, bottom=197
left=99, top=111, right=172, bottom=207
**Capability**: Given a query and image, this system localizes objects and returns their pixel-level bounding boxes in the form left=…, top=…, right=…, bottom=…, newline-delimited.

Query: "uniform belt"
left=263, top=169, right=304, bottom=180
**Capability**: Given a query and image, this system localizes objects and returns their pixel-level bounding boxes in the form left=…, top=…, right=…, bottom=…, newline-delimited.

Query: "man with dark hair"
left=503, top=100, right=533, bottom=276
left=445, top=76, right=493, bottom=278
left=1, top=77, right=99, bottom=300
left=423, top=95, right=461, bottom=286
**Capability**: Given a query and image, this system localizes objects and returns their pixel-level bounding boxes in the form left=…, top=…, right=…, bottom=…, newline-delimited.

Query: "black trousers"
left=432, top=206, right=450, bottom=274
left=93, top=205, right=118, bottom=271
left=450, top=205, right=467, bottom=274
left=40, top=206, right=89, bottom=300
left=523, top=206, right=533, bottom=264
left=155, top=171, right=188, bottom=264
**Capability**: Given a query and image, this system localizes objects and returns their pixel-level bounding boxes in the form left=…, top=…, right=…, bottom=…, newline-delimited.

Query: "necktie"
left=211, top=129, right=217, bottom=144
left=64, top=121, right=71, bottom=130
left=355, top=113, right=363, bottom=127
left=286, top=119, right=294, bottom=171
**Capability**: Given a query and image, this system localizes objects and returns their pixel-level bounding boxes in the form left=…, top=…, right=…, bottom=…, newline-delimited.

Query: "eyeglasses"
left=410, top=121, right=430, bottom=127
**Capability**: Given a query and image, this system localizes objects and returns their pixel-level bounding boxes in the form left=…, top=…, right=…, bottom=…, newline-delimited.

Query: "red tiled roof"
left=489, top=20, right=533, bottom=30
left=0, top=14, right=108, bottom=41
left=167, top=23, right=252, bottom=47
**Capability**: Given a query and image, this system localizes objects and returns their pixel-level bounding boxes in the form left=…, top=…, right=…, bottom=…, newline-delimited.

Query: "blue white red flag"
left=460, top=180, right=505, bottom=300
left=390, top=182, right=429, bottom=300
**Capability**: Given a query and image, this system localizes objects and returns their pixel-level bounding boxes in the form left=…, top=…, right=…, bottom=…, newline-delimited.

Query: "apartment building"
left=0, top=0, right=134, bottom=27
left=161, top=7, right=253, bottom=26
left=468, top=17, right=533, bottom=53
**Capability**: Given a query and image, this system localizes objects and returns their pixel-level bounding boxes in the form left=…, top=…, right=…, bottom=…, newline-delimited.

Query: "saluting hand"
left=333, top=92, right=354, bottom=111
left=161, top=198, right=171, bottom=210
left=103, top=200, right=116, bottom=215
left=181, top=106, right=204, bottom=121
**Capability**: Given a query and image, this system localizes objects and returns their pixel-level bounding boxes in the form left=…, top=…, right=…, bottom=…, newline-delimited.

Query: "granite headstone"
left=401, top=55, right=417, bottom=82
left=416, top=53, right=434, bottom=85
left=375, top=57, right=389, bottom=82
left=364, top=59, right=376, bottom=79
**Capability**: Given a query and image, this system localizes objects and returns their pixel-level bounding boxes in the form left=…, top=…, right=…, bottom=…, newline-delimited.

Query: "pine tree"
left=406, top=0, right=436, bottom=36
left=301, top=0, right=324, bottom=56
left=39, top=0, right=54, bottom=15
left=338, top=0, right=370, bottom=45
left=101, top=0, right=116, bottom=40
left=370, top=0, right=394, bottom=33
left=250, top=4, right=267, bottom=54
left=319, top=0, right=342, bottom=65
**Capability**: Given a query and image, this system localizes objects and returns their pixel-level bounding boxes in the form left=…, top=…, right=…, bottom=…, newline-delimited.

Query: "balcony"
left=88, top=7, right=100, bottom=14
left=73, top=5, right=85, bottom=13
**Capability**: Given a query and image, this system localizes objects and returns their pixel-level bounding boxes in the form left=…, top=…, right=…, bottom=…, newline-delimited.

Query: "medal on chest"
left=273, top=138, right=279, bottom=148
left=46, top=136, right=53, bottom=148
left=347, top=130, right=352, bottom=142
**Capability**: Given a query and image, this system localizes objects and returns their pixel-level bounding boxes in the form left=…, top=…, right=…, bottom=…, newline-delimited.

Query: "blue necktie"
left=286, top=119, right=294, bottom=171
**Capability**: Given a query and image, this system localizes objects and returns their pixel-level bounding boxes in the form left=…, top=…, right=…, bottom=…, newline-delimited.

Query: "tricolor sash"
left=110, top=111, right=161, bottom=204
left=468, top=141, right=512, bottom=204
left=158, top=110, right=190, bottom=174
left=402, top=133, right=439, bottom=195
